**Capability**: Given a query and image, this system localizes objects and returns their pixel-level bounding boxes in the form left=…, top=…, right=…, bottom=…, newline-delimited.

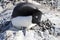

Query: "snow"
left=0, top=29, right=58, bottom=40
left=0, top=1, right=60, bottom=40
left=0, top=6, right=3, bottom=13
left=40, top=8, right=60, bottom=28
left=0, top=23, right=58, bottom=40
left=32, top=1, right=41, bottom=6
left=6, top=2, right=14, bottom=9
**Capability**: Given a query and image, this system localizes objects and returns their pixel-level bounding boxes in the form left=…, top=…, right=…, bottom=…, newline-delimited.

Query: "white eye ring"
left=35, top=16, right=38, bottom=18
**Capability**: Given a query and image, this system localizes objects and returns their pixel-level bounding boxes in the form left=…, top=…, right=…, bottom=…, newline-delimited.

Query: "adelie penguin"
left=11, top=2, right=42, bottom=36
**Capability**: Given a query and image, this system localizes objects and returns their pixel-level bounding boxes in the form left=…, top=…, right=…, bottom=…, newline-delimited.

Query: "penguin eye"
left=35, top=16, right=38, bottom=18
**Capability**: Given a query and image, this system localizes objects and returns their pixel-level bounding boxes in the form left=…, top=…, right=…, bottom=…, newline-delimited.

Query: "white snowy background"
left=0, top=1, right=60, bottom=40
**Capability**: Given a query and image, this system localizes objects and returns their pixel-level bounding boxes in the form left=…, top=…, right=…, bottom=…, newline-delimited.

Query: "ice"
left=0, top=6, right=3, bottom=13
